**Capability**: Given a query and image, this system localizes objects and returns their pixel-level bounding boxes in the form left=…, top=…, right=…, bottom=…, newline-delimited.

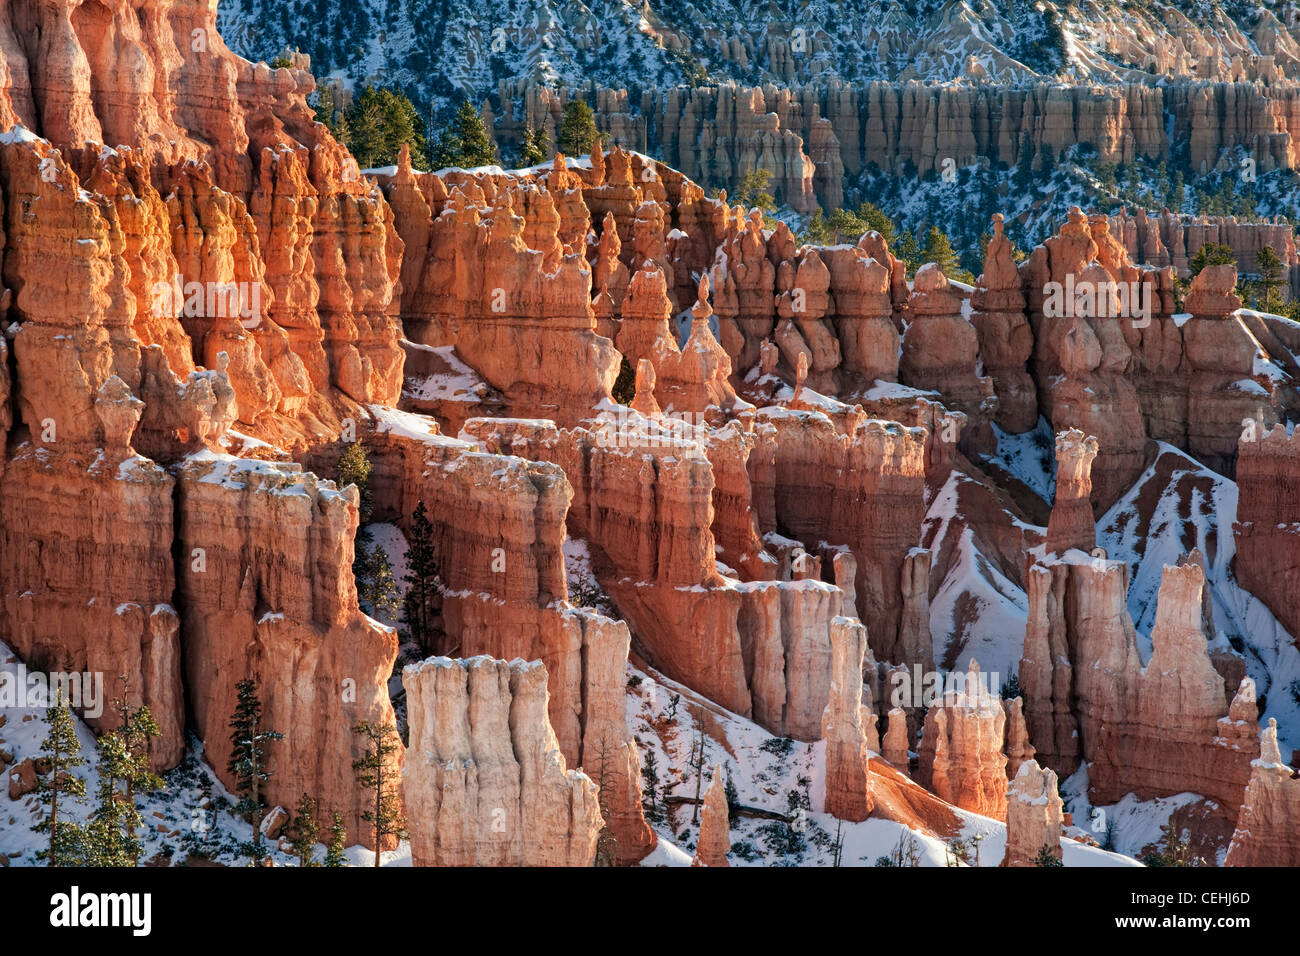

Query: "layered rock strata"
left=1001, top=760, right=1064, bottom=867
left=402, top=656, right=604, bottom=866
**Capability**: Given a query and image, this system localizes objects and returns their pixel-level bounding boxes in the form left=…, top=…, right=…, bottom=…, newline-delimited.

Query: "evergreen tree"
left=799, top=208, right=831, bottom=245
left=1256, top=245, right=1287, bottom=312
left=856, top=201, right=895, bottom=245
left=353, top=721, right=406, bottom=867
left=1169, top=169, right=1185, bottom=211
left=228, top=679, right=284, bottom=865
left=589, top=736, right=618, bottom=867
left=335, top=442, right=374, bottom=526
left=313, top=84, right=349, bottom=143
left=1188, top=242, right=1236, bottom=278
left=33, top=690, right=87, bottom=866
left=517, top=125, right=550, bottom=167
left=81, top=732, right=140, bottom=866
left=324, top=810, right=347, bottom=867
left=641, top=749, right=662, bottom=823
left=1142, top=823, right=1202, bottom=866
left=344, top=85, right=429, bottom=169
left=611, top=356, right=636, bottom=405
left=800, top=204, right=891, bottom=246
left=356, top=537, right=401, bottom=620
left=723, top=765, right=740, bottom=818
left=1014, top=135, right=1035, bottom=191
left=402, top=500, right=443, bottom=649
left=920, top=225, right=969, bottom=281
left=557, top=98, right=602, bottom=157
left=290, top=794, right=321, bottom=867
left=110, top=677, right=164, bottom=864
left=431, top=98, right=497, bottom=169
left=735, top=168, right=777, bottom=218
left=1001, top=674, right=1023, bottom=700
left=895, top=229, right=922, bottom=278
left=1034, top=844, right=1063, bottom=867
left=1036, top=144, right=1055, bottom=176
left=688, top=732, right=708, bottom=825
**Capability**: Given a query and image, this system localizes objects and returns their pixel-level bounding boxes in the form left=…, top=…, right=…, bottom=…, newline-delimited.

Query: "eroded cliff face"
left=402, top=656, right=604, bottom=866
left=917, top=661, right=1009, bottom=820
left=1014, top=206, right=1291, bottom=511
left=1225, top=719, right=1300, bottom=867
left=174, top=452, right=401, bottom=847
left=1021, top=552, right=1259, bottom=816
left=0, top=0, right=406, bottom=845
left=1234, top=422, right=1300, bottom=645
left=1, top=0, right=1296, bottom=869
left=492, top=78, right=1300, bottom=213
left=459, top=411, right=861, bottom=743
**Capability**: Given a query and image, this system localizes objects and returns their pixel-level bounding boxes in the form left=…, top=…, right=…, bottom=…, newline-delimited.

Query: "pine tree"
left=517, top=125, right=550, bottom=167
left=1142, top=823, right=1202, bottom=866
left=1034, top=844, right=1064, bottom=867
left=313, top=84, right=349, bottom=142
left=228, top=679, right=284, bottom=865
left=734, top=168, right=777, bottom=221
left=357, top=535, right=401, bottom=620
left=641, top=749, right=662, bottom=823
left=81, top=732, right=140, bottom=866
left=335, top=441, right=373, bottom=526
left=688, top=731, right=707, bottom=825
left=856, top=201, right=895, bottom=245
left=590, top=736, right=618, bottom=867
left=1169, top=170, right=1185, bottom=210
left=111, top=677, right=164, bottom=864
left=402, top=500, right=443, bottom=649
left=799, top=208, right=831, bottom=245
left=1256, top=245, right=1286, bottom=312
left=324, top=810, right=347, bottom=867
left=33, top=690, right=87, bottom=866
left=557, top=98, right=601, bottom=157
left=290, top=794, right=321, bottom=867
left=1188, top=242, right=1236, bottom=278
left=353, top=721, right=406, bottom=867
left=344, top=85, right=429, bottom=169
left=723, top=765, right=740, bottom=818
left=1014, top=135, right=1035, bottom=191
left=920, top=225, right=969, bottom=281
left=432, top=98, right=497, bottom=169
left=895, top=229, right=921, bottom=277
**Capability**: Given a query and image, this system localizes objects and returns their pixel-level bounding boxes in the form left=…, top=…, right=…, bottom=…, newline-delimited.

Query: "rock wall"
left=496, top=80, right=1300, bottom=211
left=0, top=0, right=416, bottom=853
left=174, top=452, right=401, bottom=848
left=461, top=413, right=855, bottom=742
left=402, top=656, right=604, bottom=866
left=1112, top=207, right=1300, bottom=296
left=1020, top=554, right=1259, bottom=815
left=754, top=409, right=928, bottom=664
left=378, top=150, right=617, bottom=425
left=1234, top=422, right=1300, bottom=645
left=1224, top=719, right=1300, bottom=866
